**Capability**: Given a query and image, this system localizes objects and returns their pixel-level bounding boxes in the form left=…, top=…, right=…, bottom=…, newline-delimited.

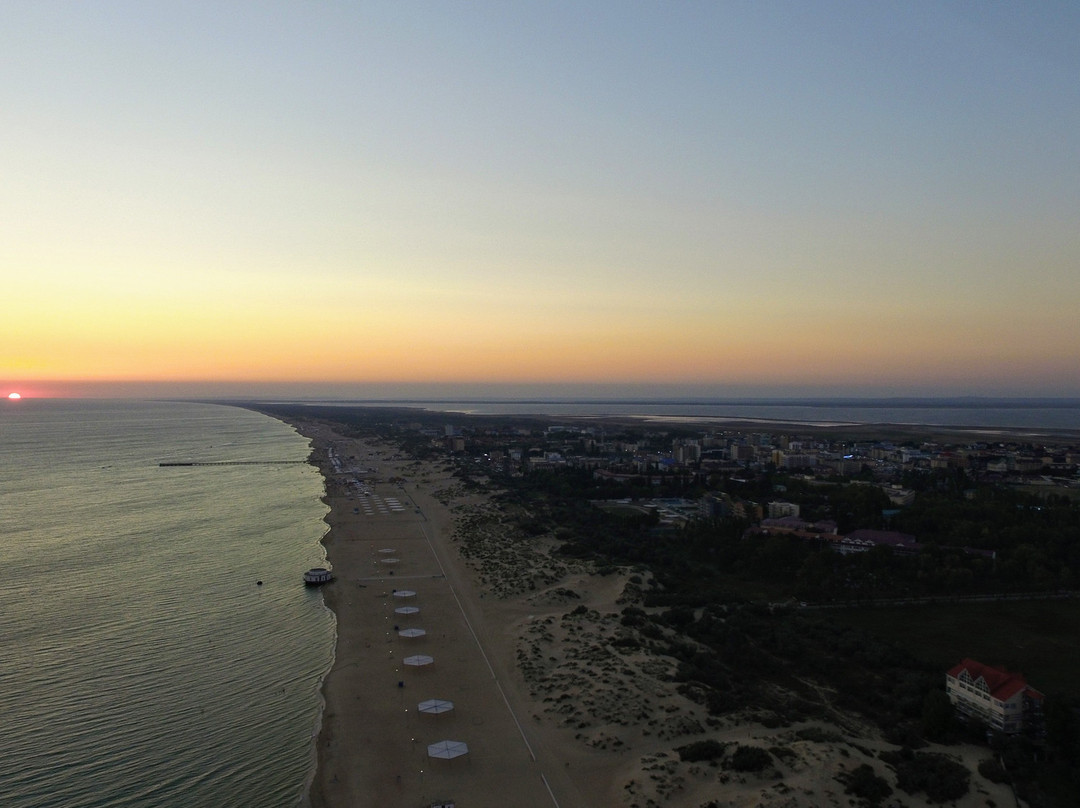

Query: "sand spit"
left=284, top=415, right=1017, bottom=808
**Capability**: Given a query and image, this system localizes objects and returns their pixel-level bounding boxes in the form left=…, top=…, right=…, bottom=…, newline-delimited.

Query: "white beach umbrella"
left=392, top=589, right=417, bottom=599
left=380, top=557, right=400, bottom=564
left=418, top=699, right=454, bottom=715
left=378, top=548, right=396, bottom=553
left=398, top=628, right=426, bottom=638
left=427, top=740, right=468, bottom=760
left=403, top=654, right=434, bottom=667
left=394, top=606, right=420, bottom=616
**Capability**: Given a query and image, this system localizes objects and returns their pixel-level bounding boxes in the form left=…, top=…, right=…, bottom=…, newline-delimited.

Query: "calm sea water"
left=0, top=400, right=334, bottom=808
left=314, top=398, right=1080, bottom=432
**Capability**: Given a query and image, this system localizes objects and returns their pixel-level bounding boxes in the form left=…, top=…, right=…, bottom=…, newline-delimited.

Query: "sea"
left=311, top=398, right=1080, bottom=434
left=0, top=399, right=334, bottom=808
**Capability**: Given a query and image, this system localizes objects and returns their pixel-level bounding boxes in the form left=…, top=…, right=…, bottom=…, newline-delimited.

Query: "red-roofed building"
left=945, top=658, right=1044, bottom=734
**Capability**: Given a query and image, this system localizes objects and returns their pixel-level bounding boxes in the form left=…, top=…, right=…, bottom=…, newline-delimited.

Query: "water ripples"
left=0, top=401, right=333, bottom=808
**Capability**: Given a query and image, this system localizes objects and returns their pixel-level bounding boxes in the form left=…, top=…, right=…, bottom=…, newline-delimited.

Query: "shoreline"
left=277, top=410, right=1022, bottom=808
left=288, top=416, right=587, bottom=807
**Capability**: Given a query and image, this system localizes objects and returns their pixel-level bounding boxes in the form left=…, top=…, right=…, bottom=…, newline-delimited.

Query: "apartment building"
left=945, top=658, right=1044, bottom=735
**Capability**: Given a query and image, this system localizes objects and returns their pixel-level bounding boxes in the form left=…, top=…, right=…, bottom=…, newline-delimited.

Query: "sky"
left=2, top=1, right=1079, bottom=399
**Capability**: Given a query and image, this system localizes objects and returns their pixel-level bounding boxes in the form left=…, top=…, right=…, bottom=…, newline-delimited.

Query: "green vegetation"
left=839, top=763, right=893, bottom=806
left=883, top=750, right=970, bottom=802
left=794, top=726, right=845, bottom=743
left=727, top=744, right=772, bottom=772
left=826, top=600, right=1080, bottom=701
left=920, top=689, right=961, bottom=743
left=497, top=466, right=1080, bottom=603
left=978, top=756, right=1010, bottom=784
left=675, top=739, right=726, bottom=762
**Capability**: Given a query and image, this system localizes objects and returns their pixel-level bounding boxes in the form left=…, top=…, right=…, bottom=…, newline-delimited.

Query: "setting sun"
left=7, top=392, right=21, bottom=400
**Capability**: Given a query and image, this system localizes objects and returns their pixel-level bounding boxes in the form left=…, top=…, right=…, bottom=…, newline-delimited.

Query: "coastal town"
left=428, top=416, right=1080, bottom=584
left=256, top=403, right=1080, bottom=808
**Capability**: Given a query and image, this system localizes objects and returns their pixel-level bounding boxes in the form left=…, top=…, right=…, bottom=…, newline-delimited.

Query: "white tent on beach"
left=403, top=654, right=434, bottom=668
left=418, top=698, right=454, bottom=715
left=398, top=628, right=426, bottom=638
left=392, top=589, right=417, bottom=599
left=394, top=606, right=420, bottom=616
left=427, top=740, right=468, bottom=760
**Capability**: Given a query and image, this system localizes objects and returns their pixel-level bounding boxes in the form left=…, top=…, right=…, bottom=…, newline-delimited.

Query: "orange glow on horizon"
left=4, top=289, right=1078, bottom=397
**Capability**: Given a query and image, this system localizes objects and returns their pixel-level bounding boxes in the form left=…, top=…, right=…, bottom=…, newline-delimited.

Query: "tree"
left=894, top=752, right=970, bottom=802
left=920, top=689, right=958, bottom=743
left=729, top=745, right=772, bottom=772
left=842, top=763, right=893, bottom=806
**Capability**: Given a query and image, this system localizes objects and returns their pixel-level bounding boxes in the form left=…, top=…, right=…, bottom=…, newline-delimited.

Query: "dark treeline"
left=495, top=465, right=1080, bottom=603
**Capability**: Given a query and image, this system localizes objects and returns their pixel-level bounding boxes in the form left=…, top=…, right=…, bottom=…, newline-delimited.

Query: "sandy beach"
left=294, top=419, right=583, bottom=808
left=286, top=414, right=1019, bottom=808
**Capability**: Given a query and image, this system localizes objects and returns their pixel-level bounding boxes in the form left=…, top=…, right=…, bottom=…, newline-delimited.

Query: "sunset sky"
left=3, top=2, right=1078, bottom=399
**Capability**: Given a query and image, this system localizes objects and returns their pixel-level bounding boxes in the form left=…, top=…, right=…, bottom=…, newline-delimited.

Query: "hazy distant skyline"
left=3, top=2, right=1078, bottom=399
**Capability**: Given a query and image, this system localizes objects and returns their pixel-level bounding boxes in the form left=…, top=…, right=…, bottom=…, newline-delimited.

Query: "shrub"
left=729, top=745, right=772, bottom=772
left=795, top=726, right=844, bottom=744
left=920, top=689, right=959, bottom=742
left=878, top=746, right=915, bottom=766
left=841, top=763, right=893, bottom=806
left=769, top=745, right=797, bottom=761
left=676, top=739, right=726, bottom=762
left=893, top=752, right=970, bottom=802
left=978, top=757, right=1010, bottom=784
left=883, top=723, right=927, bottom=749
left=620, top=606, right=647, bottom=627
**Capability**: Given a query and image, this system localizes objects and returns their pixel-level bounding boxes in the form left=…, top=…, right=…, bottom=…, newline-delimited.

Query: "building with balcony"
left=945, top=658, right=1044, bottom=735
